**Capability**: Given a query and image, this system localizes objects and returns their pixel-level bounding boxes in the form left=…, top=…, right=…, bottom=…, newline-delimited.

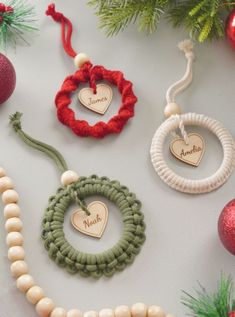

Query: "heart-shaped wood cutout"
left=71, top=201, right=108, bottom=238
left=78, top=84, right=113, bottom=115
left=170, top=133, right=205, bottom=167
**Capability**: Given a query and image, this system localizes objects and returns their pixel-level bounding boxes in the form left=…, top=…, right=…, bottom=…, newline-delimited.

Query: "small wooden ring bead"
left=2, top=189, right=19, bottom=204
left=51, top=307, right=67, bottom=317
left=26, top=285, right=45, bottom=304
left=8, top=246, right=25, bottom=261
left=36, top=297, right=55, bottom=317
left=0, top=176, right=14, bottom=193
left=16, top=274, right=35, bottom=292
left=6, top=231, right=23, bottom=246
left=74, top=53, right=90, bottom=68
left=4, top=203, right=21, bottom=219
left=5, top=217, right=23, bottom=232
left=67, top=309, right=83, bottom=317
left=10, top=260, right=28, bottom=277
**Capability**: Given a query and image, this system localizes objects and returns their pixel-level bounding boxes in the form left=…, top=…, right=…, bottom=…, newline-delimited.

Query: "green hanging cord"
left=10, top=112, right=68, bottom=173
left=9, top=112, right=90, bottom=215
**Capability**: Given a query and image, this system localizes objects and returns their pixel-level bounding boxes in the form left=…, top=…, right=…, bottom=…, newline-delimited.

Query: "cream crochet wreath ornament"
left=150, top=40, right=235, bottom=194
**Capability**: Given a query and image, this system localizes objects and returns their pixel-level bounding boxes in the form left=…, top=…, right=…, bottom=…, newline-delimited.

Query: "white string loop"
left=166, top=39, right=195, bottom=104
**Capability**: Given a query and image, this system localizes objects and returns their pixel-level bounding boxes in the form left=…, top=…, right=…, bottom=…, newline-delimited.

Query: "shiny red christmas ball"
left=218, top=199, right=235, bottom=255
left=0, top=53, right=16, bottom=104
left=226, top=9, right=235, bottom=49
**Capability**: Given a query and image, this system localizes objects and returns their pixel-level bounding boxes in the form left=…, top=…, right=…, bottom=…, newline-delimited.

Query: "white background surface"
left=1, top=1, right=235, bottom=316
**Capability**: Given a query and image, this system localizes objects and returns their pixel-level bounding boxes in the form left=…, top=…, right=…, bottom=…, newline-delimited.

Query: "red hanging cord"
left=46, top=3, right=77, bottom=58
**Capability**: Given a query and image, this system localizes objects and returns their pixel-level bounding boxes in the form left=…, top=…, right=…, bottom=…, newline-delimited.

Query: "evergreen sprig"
left=182, top=275, right=235, bottom=317
left=0, top=0, right=37, bottom=50
left=88, top=0, right=235, bottom=42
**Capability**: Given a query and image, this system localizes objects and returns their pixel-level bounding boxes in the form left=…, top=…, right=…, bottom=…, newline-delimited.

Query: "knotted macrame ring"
left=55, top=62, right=138, bottom=138
left=42, top=175, right=146, bottom=278
left=150, top=113, right=235, bottom=194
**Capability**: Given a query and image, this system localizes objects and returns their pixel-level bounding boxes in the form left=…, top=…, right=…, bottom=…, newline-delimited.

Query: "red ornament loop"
left=55, top=63, right=137, bottom=138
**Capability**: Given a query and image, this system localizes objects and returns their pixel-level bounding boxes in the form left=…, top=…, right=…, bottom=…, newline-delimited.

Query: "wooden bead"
left=148, top=306, right=165, bottom=317
left=2, top=189, right=19, bottom=204
left=0, top=176, right=14, bottom=193
left=115, top=306, right=131, bottom=317
left=74, top=53, right=90, bottom=68
left=36, top=297, right=55, bottom=317
left=0, top=167, right=6, bottom=177
left=99, top=309, right=114, bottom=317
left=6, top=231, right=23, bottom=247
left=131, top=303, right=147, bottom=317
left=10, top=260, right=28, bottom=277
left=61, top=170, right=79, bottom=186
left=8, top=246, right=25, bottom=261
left=4, top=203, right=21, bottom=219
left=51, top=307, right=67, bottom=317
left=164, top=103, right=181, bottom=118
left=26, top=285, right=45, bottom=304
left=67, top=309, right=83, bottom=317
left=5, top=217, right=23, bottom=232
left=84, top=311, right=99, bottom=317
left=16, top=274, right=35, bottom=292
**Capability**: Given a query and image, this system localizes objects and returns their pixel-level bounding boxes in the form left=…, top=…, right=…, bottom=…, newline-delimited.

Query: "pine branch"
left=88, top=0, right=170, bottom=36
left=168, top=0, right=226, bottom=42
left=0, top=0, right=38, bottom=50
left=182, top=275, right=234, bottom=317
left=88, top=0, right=235, bottom=42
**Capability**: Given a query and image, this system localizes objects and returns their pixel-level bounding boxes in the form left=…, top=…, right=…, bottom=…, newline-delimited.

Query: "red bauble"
left=0, top=53, right=16, bottom=104
left=226, top=9, right=235, bottom=49
left=218, top=199, right=235, bottom=255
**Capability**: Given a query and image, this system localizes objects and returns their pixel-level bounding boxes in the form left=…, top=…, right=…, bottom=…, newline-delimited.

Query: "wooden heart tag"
left=78, top=84, right=113, bottom=115
left=71, top=201, right=108, bottom=238
left=170, top=133, right=205, bottom=167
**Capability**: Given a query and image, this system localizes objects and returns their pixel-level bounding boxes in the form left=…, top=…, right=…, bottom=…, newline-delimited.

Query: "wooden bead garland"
left=10, top=112, right=146, bottom=278
left=150, top=40, right=235, bottom=194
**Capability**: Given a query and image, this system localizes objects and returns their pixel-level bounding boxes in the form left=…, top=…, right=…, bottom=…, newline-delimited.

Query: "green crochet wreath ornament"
left=10, top=112, right=146, bottom=278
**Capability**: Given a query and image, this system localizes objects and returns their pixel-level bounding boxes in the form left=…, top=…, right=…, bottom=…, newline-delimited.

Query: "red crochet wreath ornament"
left=46, top=4, right=137, bottom=139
